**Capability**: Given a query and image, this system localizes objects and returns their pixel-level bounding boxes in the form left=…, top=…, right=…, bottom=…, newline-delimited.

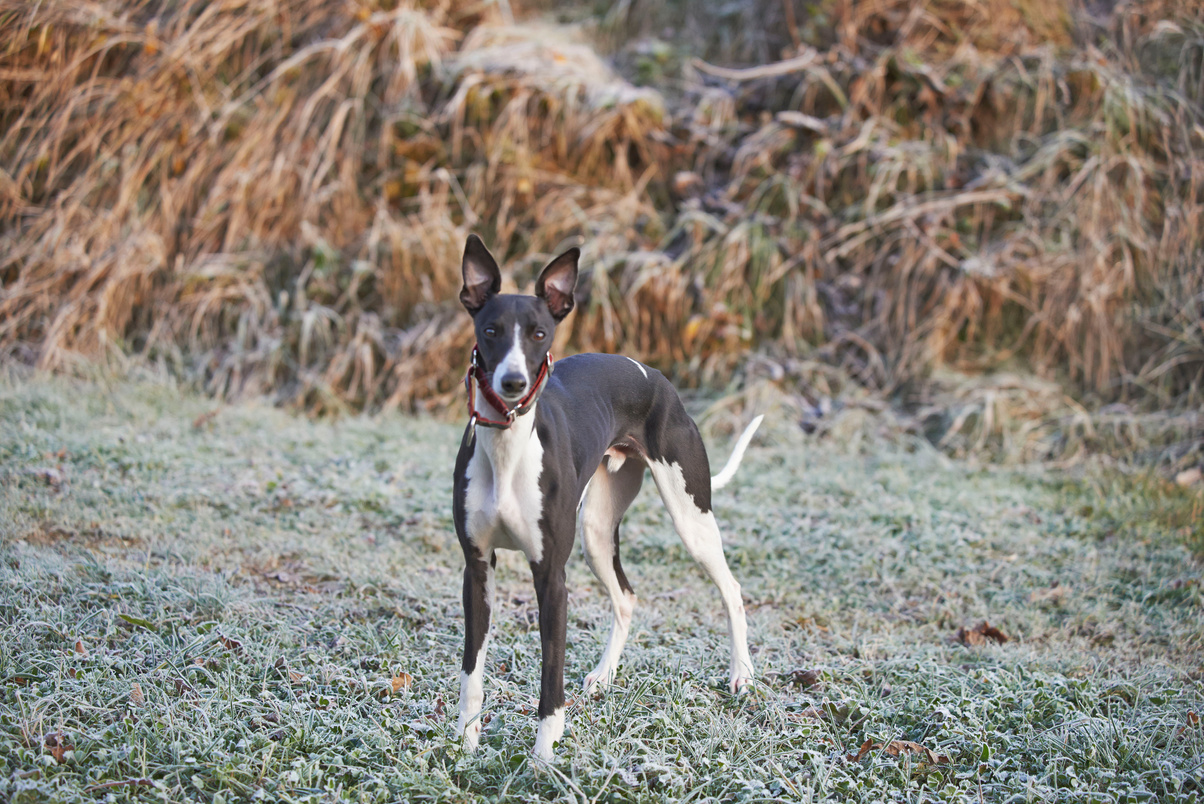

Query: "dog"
left=451, top=235, right=762, bottom=760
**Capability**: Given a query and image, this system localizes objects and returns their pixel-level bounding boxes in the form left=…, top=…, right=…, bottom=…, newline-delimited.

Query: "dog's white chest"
left=464, top=419, right=546, bottom=564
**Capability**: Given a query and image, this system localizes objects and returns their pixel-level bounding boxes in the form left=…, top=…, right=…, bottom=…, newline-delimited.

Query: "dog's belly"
left=463, top=431, right=546, bottom=563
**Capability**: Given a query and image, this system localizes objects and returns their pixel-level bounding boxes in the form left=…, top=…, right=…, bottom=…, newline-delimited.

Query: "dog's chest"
left=463, top=422, right=546, bottom=563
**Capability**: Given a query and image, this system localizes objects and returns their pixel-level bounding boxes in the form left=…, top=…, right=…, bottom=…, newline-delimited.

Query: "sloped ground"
left=1, top=374, right=1201, bottom=802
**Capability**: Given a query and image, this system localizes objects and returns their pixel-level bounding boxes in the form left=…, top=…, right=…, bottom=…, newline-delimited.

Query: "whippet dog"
left=452, top=235, right=762, bottom=760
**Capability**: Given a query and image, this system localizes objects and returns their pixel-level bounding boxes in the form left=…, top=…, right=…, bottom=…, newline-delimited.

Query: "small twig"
left=83, top=778, right=154, bottom=793
left=691, top=50, right=819, bottom=83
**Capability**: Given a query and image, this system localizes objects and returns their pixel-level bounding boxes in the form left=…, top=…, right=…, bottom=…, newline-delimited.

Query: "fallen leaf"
left=391, top=673, right=413, bottom=693
left=218, top=634, right=243, bottom=653
left=74, top=639, right=88, bottom=656
left=849, top=739, right=950, bottom=764
left=44, top=732, right=73, bottom=763
left=130, top=683, right=144, bottom=708
left=789, top=706, right=824, bottom=722
left=1178, top=710, right=1200, bottom=739
left=788, top=669, right=822, bottom=688
left=192, top=409, right=219, bottom=430
left=955, top=621, right=1009, bottom=646
left=789, top=703, right=856, bottom=723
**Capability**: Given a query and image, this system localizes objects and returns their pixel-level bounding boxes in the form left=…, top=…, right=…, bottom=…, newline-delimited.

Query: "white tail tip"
left=711, top=414, right=764, bottom=490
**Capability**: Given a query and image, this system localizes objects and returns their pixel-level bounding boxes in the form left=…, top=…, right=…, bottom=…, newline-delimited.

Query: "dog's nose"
left=500, top=374, right=527, bottom=397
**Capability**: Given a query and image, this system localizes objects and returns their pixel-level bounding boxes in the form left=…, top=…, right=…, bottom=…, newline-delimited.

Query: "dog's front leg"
left=456, top=548, right=494, bottom=751
left=530, top=558, right=568, bottom=760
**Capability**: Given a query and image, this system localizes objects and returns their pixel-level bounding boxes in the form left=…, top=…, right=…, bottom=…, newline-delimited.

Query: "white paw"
left=729, top=675, right=752, bottom=695
left=457, top=715, right=482, bottom=752
left=583, top=668, right=614, bottom=694
left=532, top=708, right=565, bottom=761
left=532, top=739, right=556, bottom=762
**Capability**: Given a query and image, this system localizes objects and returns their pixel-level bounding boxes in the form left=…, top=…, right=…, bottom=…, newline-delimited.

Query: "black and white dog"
left=452, top=235, right=762, bottom=759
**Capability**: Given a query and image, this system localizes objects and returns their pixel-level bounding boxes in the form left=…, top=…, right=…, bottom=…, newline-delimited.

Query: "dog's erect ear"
left=460, top=235, right=502, bottom=315
left=535, top=247, right=579, bottom=321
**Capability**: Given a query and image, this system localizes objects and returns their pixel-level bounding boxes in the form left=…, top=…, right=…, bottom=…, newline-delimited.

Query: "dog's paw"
left=531, top=741, right=556, bottom=763
left=456, top=716, right=482, bottom=752
left=728, top=675, right=753, bottom=695
left=583, top=668, right=614, bottom=694
left=532, top=709, right=565, bottom=761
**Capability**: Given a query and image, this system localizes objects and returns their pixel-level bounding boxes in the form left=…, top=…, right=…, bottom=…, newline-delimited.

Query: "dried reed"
left=1, top=0, right=1200, bottom=461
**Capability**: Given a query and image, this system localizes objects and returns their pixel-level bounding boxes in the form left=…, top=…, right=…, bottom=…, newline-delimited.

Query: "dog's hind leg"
left=456, top=548, right=495, bottom=751
left=647, top=449, right=754, bottom=694
left=580, top=456, right=644, bottom=693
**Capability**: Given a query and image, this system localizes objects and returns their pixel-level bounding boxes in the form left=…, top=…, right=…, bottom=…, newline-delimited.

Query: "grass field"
left=1, top=372, right=1201, bottom=803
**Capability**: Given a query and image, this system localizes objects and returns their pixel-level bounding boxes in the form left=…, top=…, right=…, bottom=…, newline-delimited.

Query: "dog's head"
left=459, top=235, right=579, bottom=404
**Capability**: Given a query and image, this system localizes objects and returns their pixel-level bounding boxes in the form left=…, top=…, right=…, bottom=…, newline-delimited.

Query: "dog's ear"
left=535, top=247, right=579, bottom=321
left=460, top=235, right=502, bottom=315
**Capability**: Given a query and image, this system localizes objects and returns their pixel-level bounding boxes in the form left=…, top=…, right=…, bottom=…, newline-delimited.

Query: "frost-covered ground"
left=2, top=375, right=1201, bottom=802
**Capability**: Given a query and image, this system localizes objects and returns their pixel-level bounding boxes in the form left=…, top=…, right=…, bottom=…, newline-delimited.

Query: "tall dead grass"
left=0, top=0, right=1201, bottom=460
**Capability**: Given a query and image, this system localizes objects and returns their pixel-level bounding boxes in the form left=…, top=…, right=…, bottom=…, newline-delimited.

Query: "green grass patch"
left=1, top=375, right=1201, bottom=802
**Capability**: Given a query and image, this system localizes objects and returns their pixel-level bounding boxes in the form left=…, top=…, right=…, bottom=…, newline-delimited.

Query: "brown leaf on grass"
left=848, top=739, right=950, bottom=764
left=788, top=668, right=822, bottom=688
left=1178, top=710, right=1200, bottom=739
left=789, top=702, right=855, bottom=723
left=390, top=673, right=413, bottom=693
left=73, top=639, right=88, bottom=655
left=192, top=409, right=219, bottom=429
left=44, top=732, right=74, bottom=763
left=955, top=621, right=1009, bottom=646
left=788, top=707, right=824, bottom=723
left=218, top=634, right=243, bottom=653
left=130, top=683, right=144, bottom=708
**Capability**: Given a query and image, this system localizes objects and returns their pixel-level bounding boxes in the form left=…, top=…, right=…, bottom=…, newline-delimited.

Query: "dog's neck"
left=473, top=386, right=539, bottom=474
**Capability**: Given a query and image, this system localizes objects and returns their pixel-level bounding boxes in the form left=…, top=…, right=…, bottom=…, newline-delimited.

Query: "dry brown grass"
left=1, top=0, right=1201, bottom=461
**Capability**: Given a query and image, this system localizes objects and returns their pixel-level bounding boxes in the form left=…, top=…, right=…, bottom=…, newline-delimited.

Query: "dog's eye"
left=483, top=326, right=497, bottom=338
left=532, top=330, right=546, bottom=341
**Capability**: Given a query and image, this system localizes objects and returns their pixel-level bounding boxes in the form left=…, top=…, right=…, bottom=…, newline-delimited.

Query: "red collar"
left=464, top=344, right=552, bottom=430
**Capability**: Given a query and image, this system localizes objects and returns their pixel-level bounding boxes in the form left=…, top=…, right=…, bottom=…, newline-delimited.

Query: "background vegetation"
left=2, top=0, right=1202, bottom=468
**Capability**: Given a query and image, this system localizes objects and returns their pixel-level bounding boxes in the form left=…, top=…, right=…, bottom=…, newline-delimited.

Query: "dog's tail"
left=711, top=414, right=765, bottom=490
